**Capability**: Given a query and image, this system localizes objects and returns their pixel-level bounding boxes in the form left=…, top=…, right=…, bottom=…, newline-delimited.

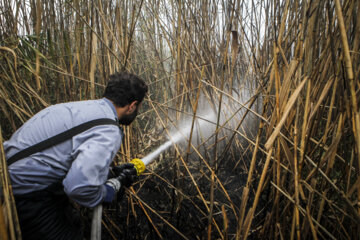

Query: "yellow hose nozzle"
left=131, top=158, right=146, bottom=175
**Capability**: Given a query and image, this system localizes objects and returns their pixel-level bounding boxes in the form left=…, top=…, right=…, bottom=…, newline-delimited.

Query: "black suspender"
left=7, top=118, right=119, bottom=166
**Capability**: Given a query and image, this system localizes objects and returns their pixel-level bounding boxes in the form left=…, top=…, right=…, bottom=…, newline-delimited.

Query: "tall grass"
left=0, top=0, right=359, bottom=239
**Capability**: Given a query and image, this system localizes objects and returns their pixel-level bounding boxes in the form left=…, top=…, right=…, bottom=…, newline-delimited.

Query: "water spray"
left=91, top=88, right=255, bottom=239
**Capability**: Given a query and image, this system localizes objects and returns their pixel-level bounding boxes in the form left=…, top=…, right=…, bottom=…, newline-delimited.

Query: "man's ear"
left=128, top=101, right=138, bottom=113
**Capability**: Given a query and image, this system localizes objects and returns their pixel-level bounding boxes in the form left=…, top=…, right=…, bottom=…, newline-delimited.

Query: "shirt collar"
left=103, top=98, right=118, bottom=121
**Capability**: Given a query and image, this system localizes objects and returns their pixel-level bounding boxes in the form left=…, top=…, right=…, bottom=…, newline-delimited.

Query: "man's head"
left=103, top=72, right=148, bottom=125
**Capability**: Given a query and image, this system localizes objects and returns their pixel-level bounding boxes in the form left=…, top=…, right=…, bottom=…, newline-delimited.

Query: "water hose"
left=91, top=136, right=176, bottom=240
left=91, top=158, right=146, bottom=240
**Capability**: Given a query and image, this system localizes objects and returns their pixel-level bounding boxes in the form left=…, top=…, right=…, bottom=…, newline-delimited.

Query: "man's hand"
left=113, top=163, right=137, bottom=188
left=104, top=163, right=138, bottom=203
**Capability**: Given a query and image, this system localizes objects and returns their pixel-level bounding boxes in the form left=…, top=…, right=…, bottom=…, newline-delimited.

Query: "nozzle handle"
left=130, top=158, right=146, bottom=175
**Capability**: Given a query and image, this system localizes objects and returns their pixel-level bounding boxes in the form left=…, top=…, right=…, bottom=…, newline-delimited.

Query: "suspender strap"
left=7, top=118, right=118, bottom=166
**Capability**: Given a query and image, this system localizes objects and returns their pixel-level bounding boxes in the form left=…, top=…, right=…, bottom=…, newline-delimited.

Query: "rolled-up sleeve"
left=63, top=125, right=121, bottom=207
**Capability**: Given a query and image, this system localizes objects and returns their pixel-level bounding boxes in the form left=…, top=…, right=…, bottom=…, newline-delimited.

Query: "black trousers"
left=14, top=186, right=83, bottom=240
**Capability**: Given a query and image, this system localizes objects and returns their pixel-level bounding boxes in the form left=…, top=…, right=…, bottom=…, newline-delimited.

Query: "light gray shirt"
left=4, top=98, right=122, bottom=207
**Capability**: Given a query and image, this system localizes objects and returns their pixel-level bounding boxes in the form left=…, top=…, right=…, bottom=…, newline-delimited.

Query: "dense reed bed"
left=1, top=0, right=359, bottom=239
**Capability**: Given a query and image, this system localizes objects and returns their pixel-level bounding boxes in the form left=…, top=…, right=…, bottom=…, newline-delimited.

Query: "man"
left=4, top=72, right=148, bottom=239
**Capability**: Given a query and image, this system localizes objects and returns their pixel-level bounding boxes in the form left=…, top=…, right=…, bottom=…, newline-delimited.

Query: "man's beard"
left=119, top=107, right=138, bottom=125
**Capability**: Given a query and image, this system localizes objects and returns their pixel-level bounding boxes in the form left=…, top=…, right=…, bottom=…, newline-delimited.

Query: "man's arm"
left=63, top=125, right=121, bottom=208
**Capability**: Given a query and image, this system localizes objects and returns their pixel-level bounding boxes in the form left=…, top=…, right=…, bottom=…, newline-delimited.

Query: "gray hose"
left=91, top=204, right=103, bottom=240
left=90, top=157, right=154, bottom=239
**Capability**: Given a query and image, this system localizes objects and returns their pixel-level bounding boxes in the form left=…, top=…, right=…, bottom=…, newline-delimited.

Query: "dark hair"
left=103, top=72, right=148, bottom=107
